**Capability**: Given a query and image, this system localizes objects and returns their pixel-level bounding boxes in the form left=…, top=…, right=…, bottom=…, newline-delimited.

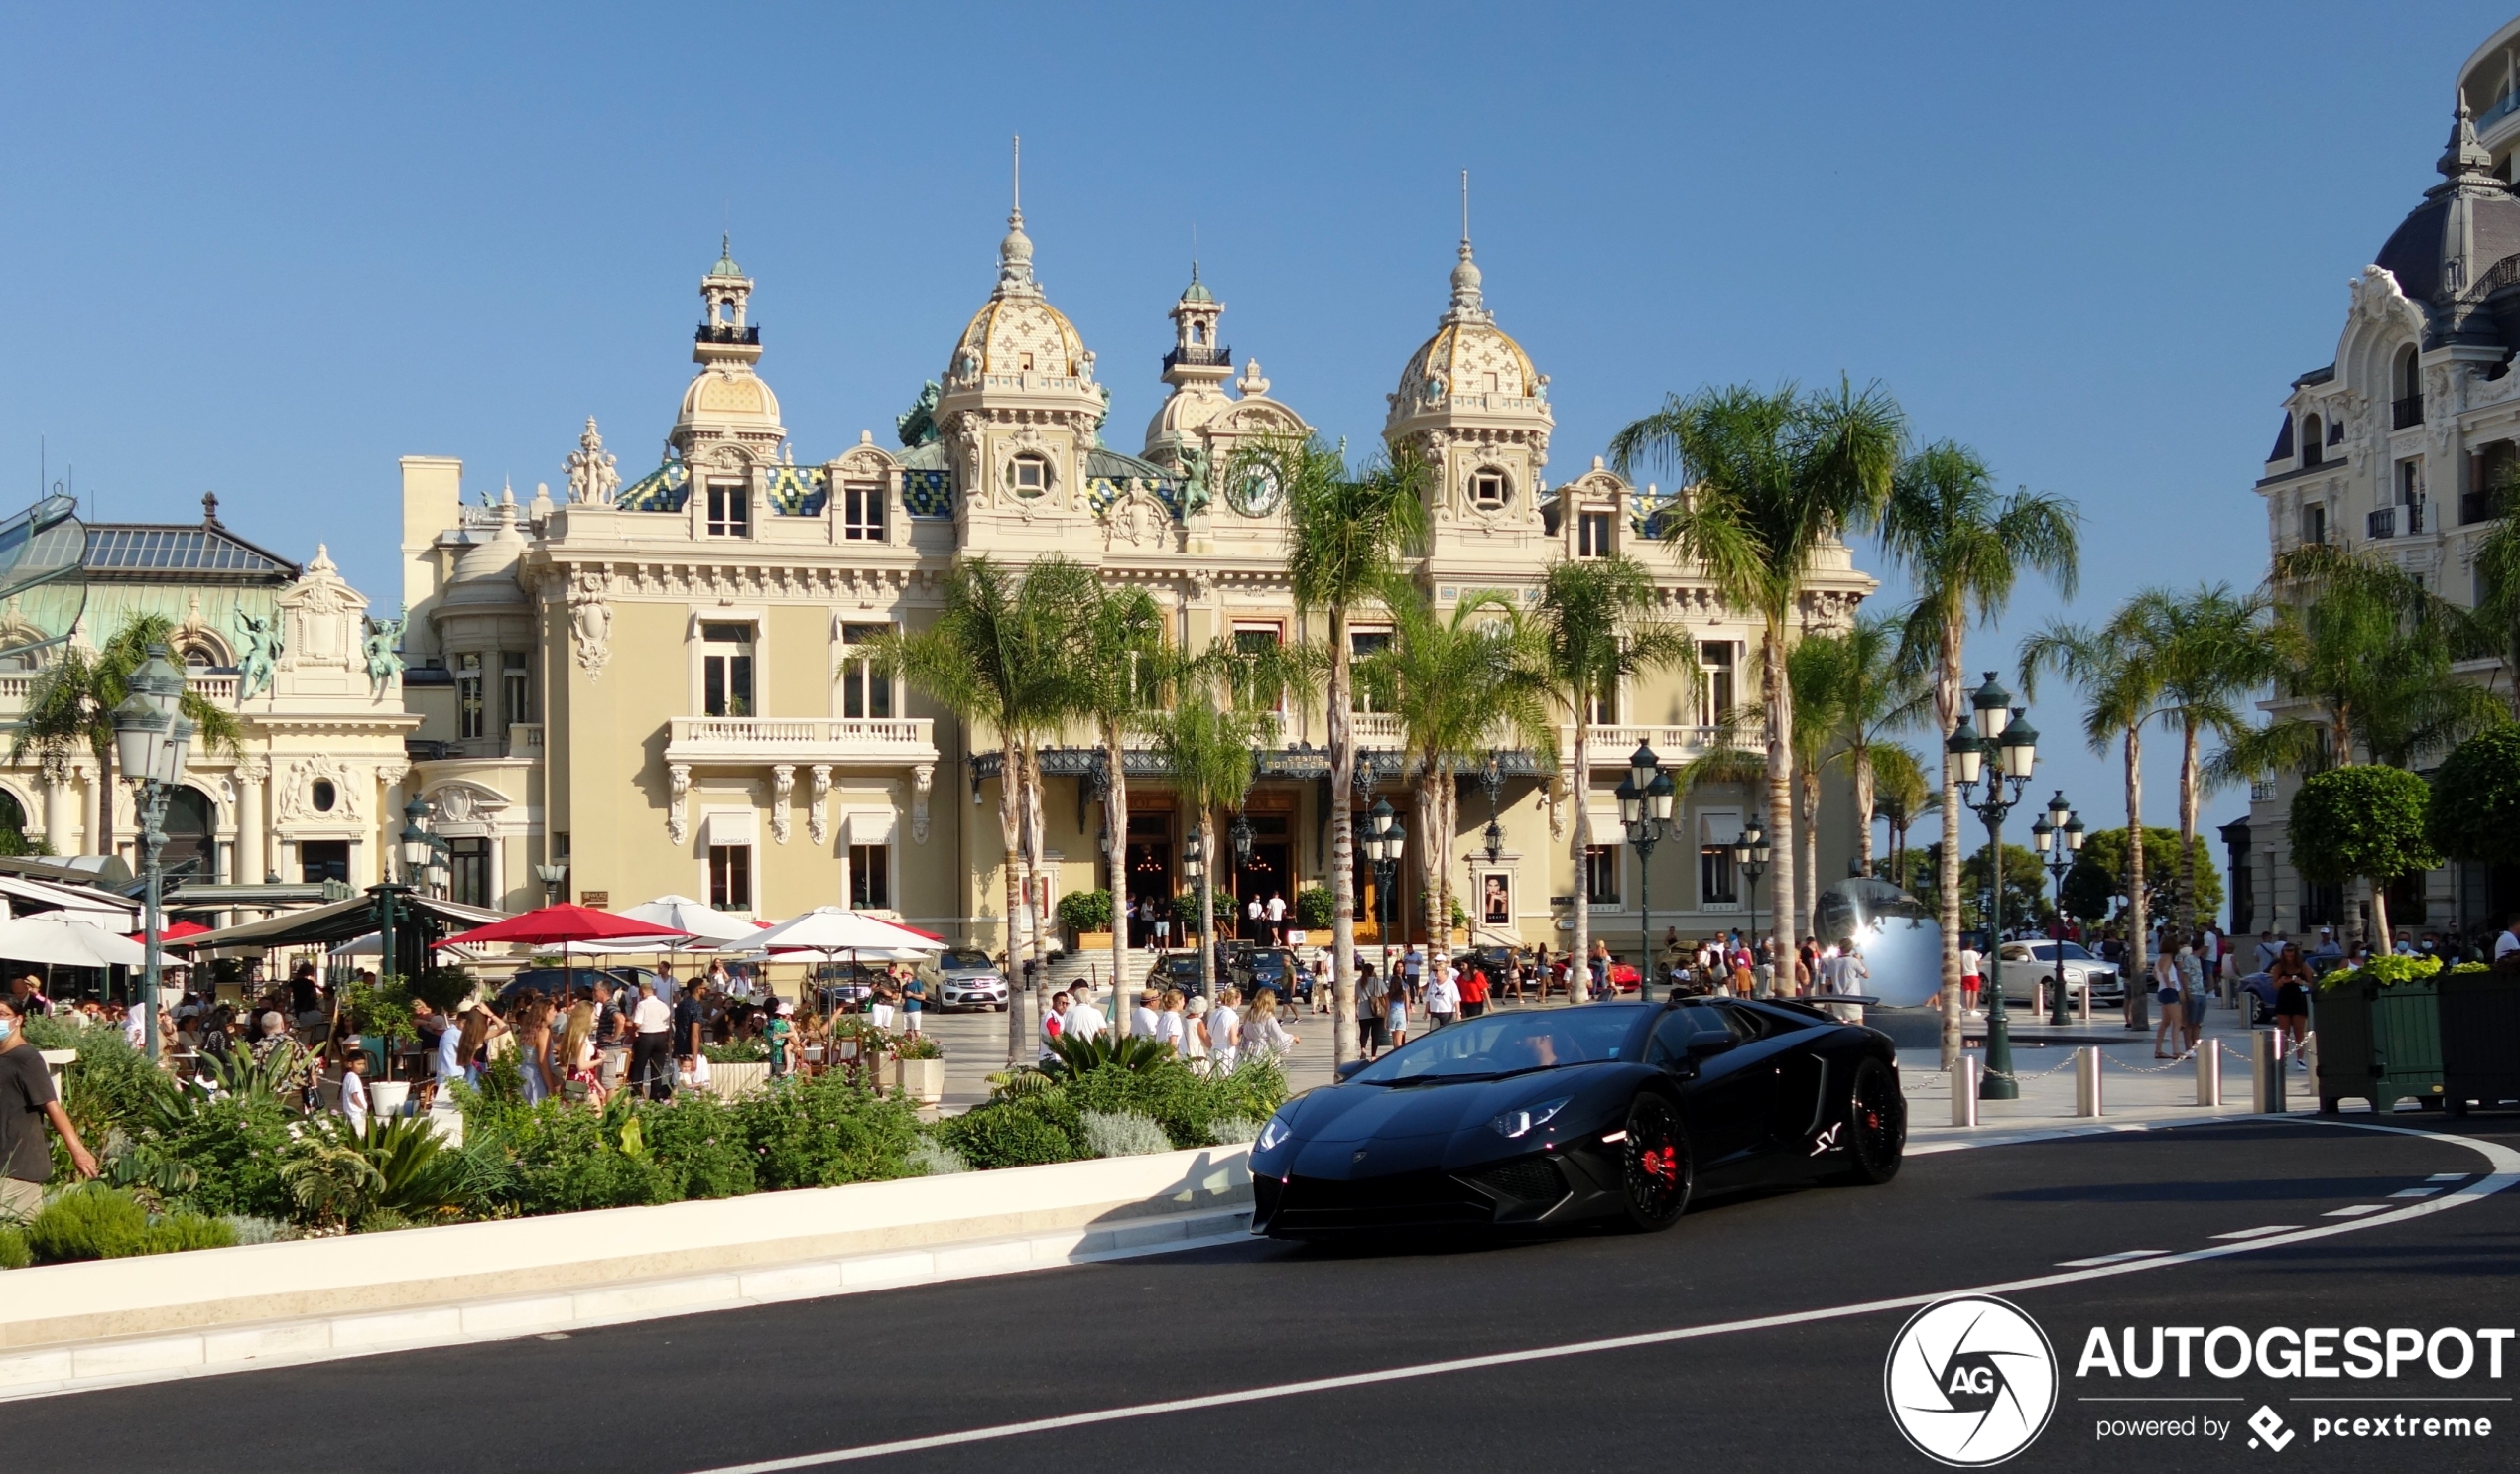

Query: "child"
left=766, top=1000, right=795, bottom=1079
left=338, top=1051, right=370, bottom=1135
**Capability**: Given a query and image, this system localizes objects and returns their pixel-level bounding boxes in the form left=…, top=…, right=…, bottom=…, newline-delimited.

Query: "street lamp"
left=1618, top=742, right=1675, bottom=991
left=111, top=646, right=192, bottom=1063
left=2031, top=791, right=2085, bottom=1026
left=535, top=862, right=568, bottom=908
left=1479, top=749, right=1506, bottom=866
left=1183, top=828, right=1205, bottom=991
left=1364, top=797, right=1406, bottom=988
left=1950, top=672, right=2041, bottom=1100
left=1733, top=816, right=1769, bottom=988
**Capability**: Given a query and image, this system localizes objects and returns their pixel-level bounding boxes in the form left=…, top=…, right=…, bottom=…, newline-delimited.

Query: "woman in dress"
left=559, top=1000, right=604, bottom=1105
left=516, top=996, right=556, bottom=1105
left=1153, top=989, right=1187, bottom=1054
left=2269, top=942, right=2315, bottom=1067
left=2152, top=931, right=2187, bottom=1059
left=1239, top=987, right=1295, bottom=1061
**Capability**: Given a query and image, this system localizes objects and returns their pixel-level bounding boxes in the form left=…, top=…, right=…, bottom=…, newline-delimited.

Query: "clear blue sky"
left=2, top=1, right=2509, bottom=877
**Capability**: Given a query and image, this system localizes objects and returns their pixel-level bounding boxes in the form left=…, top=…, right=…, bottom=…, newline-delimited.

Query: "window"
left=1019, top=351, right=1035, bottom=372
left=1350, top=629, right=1392, bottom=713
left=1234, top=625, right=1285, bottom=711
left=183, top=644, right=218, bottom=670
left=706, top=481, right=750, bottom=537
left=311, top=780, right=336, bottom=813
left=1701, top=843, right=1739, bottom=905
left=1588, top=671, right=1617, bottom=726
left=701, top=622, right=754, bottom=717
left=456, top=652, right=486, bottom=739
left=1699, top=642, right=1736, bottom=727
left=502, top=651, right=531, bottom=728
left=842, top=480, right=885, bottom=541
left=1011, top=455, right=1048, bottom=498
left=849, top=843, right=890, bottom=909
left=1470, top=468, right=1509, bottom=511
left=2300, top=503, right=2327, bottom=547
left=708, top=844, right=753, bottom=910
left=448, top=836, right=489, bottom=909
left=2393, top=348, right=2424, bottom=429
left=2399, top=460, right=2425, bottom=534
left=2302, top=416, right=2323, bottom=468
left=1584, top=844, right=1619, bottom=906
left=299, top=839, right=348, bottom=885
left=1578, top=510, right=1613, bottom=557
left=2300, top=879, right=2340, bottom=928
left=839, top=623, right=891, bottom=720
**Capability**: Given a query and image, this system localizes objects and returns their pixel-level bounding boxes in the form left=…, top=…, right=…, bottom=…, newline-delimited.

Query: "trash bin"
left=2439, top=964, right=2520, bottom=1116
left=2312, top=973, right=2446, bottom=1115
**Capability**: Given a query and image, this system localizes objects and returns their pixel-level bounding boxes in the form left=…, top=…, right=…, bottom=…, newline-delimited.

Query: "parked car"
left=1150, top=952, right=1207, bottom=996
left=496, top=967, right=616, bottom=1006
left=936, top=947, right=1009, bottom=1012
left=1451, top=945, right=1522, bottom=992
left=1993, top=939, right=2123, bottom=1008
left=1235, top=947, right=1301, bottom=1002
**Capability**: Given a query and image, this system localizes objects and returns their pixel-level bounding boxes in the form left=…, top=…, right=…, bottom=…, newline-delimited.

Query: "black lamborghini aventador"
left=1247, top=997, right=1905, bottom=1237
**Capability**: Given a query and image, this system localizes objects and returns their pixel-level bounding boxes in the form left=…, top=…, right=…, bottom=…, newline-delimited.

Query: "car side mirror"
left=1334, top=1059, right=1371, bottom=1082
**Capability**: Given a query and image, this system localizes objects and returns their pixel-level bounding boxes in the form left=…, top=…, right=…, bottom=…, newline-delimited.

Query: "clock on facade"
left=1229, top=464, right=1283, bottom=517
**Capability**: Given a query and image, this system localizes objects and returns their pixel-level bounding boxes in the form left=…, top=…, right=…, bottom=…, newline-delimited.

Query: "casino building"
left=395, top=194, right=1876, bottom=959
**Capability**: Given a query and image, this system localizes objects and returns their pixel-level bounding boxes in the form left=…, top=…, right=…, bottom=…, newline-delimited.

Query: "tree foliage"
left=2426, top=724, right=2520, bottom=866
left=2290, top=765, right=2439, bottom=888
left=2071, top=826, right=2223, bottom=925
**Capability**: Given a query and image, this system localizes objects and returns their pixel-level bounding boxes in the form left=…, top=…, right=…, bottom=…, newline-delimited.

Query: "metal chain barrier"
left=1982, top=1052, right=2080, bottom=1084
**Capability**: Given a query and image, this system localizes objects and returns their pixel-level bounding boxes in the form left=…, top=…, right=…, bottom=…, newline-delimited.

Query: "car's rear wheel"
left=1831, top=1056, right=1906, bottom=1185
left=1618, top=1094, right=1692, bottom=1231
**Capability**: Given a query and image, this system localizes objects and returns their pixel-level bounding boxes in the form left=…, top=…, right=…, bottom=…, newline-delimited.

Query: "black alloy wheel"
left=1832, top=1055, right=1906, bottom=1185
left=1618, top=1094, right=1692, bottom=1231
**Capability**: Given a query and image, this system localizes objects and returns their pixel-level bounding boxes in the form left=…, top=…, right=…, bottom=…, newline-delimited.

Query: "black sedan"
left=1248, top=997, right=1905, bottom=1238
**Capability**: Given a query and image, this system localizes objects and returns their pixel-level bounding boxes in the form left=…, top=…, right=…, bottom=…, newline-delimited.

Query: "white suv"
left=936, top=947, right=1009, bottom=1012
left=1994, top=939, right=2123, bottom=1009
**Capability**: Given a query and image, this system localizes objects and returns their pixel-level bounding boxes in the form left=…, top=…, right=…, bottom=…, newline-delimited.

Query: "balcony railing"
left=2367, top=507, right=2397, bottom=540
left=1571, top=722, right=1762, bottom=763
left=2405, top=498, right=2425, bottom=535
left=694, top=323, right=762, bottom=345
left=1161, top=344, right=1231, bottom=372
left=665, top=715, right=938, bottom=766
left=0, top=671, right=239, bottom=707
left=2481, top=89, right=2520, bottom=131
left=2392, top=394, right=2425, bottom=430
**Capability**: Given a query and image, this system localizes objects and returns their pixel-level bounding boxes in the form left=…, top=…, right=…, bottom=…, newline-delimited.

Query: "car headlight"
left=1256, top=1112, right=1295, bottom=1153
left=1490, top=1097, right=1572, bottom=1140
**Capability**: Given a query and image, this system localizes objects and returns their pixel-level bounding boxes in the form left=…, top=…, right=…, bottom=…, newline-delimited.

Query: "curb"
left=0, top=1203, right=1253, bottom=1404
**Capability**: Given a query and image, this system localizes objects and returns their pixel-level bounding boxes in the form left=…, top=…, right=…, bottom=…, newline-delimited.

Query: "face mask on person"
left=0, top=1020, right=14, bottom=1042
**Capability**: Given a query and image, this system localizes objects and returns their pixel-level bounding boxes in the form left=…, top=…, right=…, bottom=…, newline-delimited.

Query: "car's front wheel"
left=1831, top=1056, right=1906, bottom=1185
left=1618, top=1094, right=1692, bottom=1231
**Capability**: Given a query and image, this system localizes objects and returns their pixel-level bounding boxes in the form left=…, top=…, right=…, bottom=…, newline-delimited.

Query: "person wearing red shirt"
left=1461, top=967, right=1491, bottom=1019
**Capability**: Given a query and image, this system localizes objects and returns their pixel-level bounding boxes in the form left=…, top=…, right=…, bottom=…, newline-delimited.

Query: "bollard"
left=2033, top=982, right=2048, bottom=1018
left=2077, top=982, right=2091, bottom=1025
left=2075, top=1045, right=2103, bottom=1117
left=2250, top=1029, right=2286, bottom=1114
left=1952, top=1055, right=1979, bottom=1127
left=2197, top=1039, right=2221, bottom=1106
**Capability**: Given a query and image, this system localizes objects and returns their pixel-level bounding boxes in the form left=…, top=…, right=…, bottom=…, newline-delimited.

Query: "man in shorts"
left=1358, top=964, right=1389, bottom=1057
left=0, top=995, right=98, bottom=1222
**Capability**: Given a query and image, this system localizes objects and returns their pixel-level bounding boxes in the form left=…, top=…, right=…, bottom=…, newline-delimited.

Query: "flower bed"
left=0, top=1017, right=1287, bottom=1270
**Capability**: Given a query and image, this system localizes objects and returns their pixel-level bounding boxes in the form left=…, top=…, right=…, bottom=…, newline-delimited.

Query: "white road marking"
left=2209, top=1224, right=2302, bottom=1240
left=2390, top=1186, right=2443, bottom=1198
left=2323, top=1204, right=2388, bottom=1217
left=2056, top=1250, right=2169, bottom=1267
left=679, top=1120, right=2520, bottom=1474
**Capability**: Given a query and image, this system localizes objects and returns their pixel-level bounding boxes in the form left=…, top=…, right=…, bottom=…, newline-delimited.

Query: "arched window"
left=2394, top=348, right=2425, bottom=429
left=2302, top=415, right=2323, bottom=467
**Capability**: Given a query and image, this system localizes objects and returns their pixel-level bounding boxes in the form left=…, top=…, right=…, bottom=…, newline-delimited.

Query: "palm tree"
left=1524, top=555, right=1695, bottom=1000
left=1359, top=583, right=1554, bottom=958
left=2467, top=464, right=2520, bottom=714
left=1804, top=613, right=1933, bottom=879
left=1035, top=561, right=1165, bottom=998
left=1879, top=441, right=2079, bottom=1070
left=1246, top=433, right=1430, bottom=1064
left=867, top=556, right=1074, bottom=1065
left=1145, top=642, right=1281, bottom=1001
left=2021, top=604, right=2168, bottom=1031
left=1869, top=744, right=1937, bottom=880
left=11, top=613, right=245, bottom=854
left=1610, top=379, right=1906, bottom=973
left=2128, top=585, right=2280, bottom=933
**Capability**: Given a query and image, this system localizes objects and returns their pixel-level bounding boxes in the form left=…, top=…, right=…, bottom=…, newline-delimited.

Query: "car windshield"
left=942, top=949, right=993, bottom=970
left=1350, top=1007, right=1640, bottom=1085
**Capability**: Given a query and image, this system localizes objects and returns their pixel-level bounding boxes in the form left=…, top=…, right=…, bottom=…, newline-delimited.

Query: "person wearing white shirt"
left=338, top=1052, right=371, bottom=1134
left=1208, top=989, right=1241, bottom=1073
left=2495, top=913, right=2520, bottom=961
left=1153, top=992, right=1186, bottom=1054
left=1957, top=943, right=1983, bottom=1013
left=1064, top=988, right=1108, bottom=1043
left=1129, top=990, right=1160, bottom=1040
left=1245, top=896, right=1264, bottom=944
left=1423, top=969, right=1461, bottom=1030
left=1264, top=891, right=1288, bottom=944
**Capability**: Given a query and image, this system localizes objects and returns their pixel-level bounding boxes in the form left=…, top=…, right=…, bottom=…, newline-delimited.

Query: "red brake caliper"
left=1642, top=1145, right=1678, bottom=1184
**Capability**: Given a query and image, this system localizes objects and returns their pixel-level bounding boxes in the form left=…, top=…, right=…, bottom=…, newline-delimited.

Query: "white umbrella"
left=747, top=907, right=947, bottom=955
left=329, top=932, right=385, bottom=958
left=615, top=895, right=766, bottom=946
left=0, top=914, right=149, bottom=968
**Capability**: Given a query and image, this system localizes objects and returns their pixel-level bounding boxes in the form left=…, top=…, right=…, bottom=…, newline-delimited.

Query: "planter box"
left=2313, top=976, right=2446, bottom=1115
left=893, top=1055, right=944, bottom=1103
left=1073, top=931, right=1115, bottom=951
left=2440, top=968, right=2520, bottom=1115
left=709, top=1060, right=771, bottom=1098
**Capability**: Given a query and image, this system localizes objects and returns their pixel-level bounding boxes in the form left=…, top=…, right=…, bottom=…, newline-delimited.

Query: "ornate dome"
left=441, top=496, right=528, bottom=610
left=947, top=203, right=1090, bottom=380
left=2375, top=98, right=2520, bottom=306
left=1392, top=241, right=1540, bottom=413
left=679, top=367, right=782, bottom=426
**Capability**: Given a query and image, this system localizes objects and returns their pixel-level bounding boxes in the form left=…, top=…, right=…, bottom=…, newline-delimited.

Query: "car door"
left=1643, top=1004, right=1772, bottom=1175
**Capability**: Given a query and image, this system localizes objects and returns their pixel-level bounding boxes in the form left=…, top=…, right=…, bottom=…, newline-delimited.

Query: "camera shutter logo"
left=1883, top=1295, right=2059, bottom=1466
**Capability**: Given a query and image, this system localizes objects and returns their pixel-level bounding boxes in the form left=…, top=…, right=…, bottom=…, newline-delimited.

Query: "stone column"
left=42, top=764, right=74, bottom=855
left=378, top=762, right=411, bottom=891
left=81, top=762, right=102, bottom=859
left=235, top=757, right=268, bottom=884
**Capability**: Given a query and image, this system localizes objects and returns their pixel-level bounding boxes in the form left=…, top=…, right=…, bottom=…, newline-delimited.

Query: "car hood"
left=1291, top=1069, right=1607, bottom=1142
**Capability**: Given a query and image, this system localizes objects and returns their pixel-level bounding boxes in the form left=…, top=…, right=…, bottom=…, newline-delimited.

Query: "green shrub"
left=641, top=1092, right=757, bottom=1200
left=24, top=1019, right=159, bottom=1146
left=735, top=1074, right=923, bottom=1190
left=1295, top=885, right=1332, bottom=930
left=2291, top=766, right=2440, bottom=895
left=1058, top=888, right=1114, bottom=934
left=2427, top=725, right=2520, bottom=866
left=2321, top=953, right=2446, bottom=991
left=1079, top=1109, right=1173, bottom=1158
left=0, top=1224, right=28, bottom=1269
left=907, top=1139, right=969, bottom=1176
left=501, top=1100, right=672, bottom=1214
left=702, top=1039, right=767, bottom=1064
left=159, top=1093, right=295, bottom=1220
left=409, top=967, right=477, bottom=1014
left=939, top=1102, right=1076, bottom=1168
left=138, top=1213, right=236, bottom=1255
left=27, top=1184, right=150, bottom=1261
left=219, top=1215, right=286, bottom=1245
left=896, top=1034, right=945, bottom=1060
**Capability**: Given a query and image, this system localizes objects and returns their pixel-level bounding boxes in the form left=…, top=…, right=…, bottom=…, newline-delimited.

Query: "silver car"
left=1993, top=940, right=2122, bottom=1008
left=936, top=947, right=1009, bottom=1012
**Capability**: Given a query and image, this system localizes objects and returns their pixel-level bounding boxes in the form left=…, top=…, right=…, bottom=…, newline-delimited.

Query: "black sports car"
left=1248, top=997, right=1905, bottom=1237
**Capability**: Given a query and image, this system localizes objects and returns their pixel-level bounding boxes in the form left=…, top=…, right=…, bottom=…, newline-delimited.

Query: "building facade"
left=2243, top=47, right=2520, bottom=943
left=399, top=203, right=1877, bottom=956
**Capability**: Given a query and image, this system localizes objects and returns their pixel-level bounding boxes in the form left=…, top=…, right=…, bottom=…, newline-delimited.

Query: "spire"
left=1181, top=258, right=1213, bottom=304
left=997, top=133, right=1037, bottom=294
left=2440, top=94, right=2499, bottom=185
left=709, top=231, right=743, bottom=280
left=1447, top=168, right=1487, bottom=320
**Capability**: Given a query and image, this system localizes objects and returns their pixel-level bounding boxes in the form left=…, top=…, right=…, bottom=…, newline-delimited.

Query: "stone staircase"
left=1043, top=946, right=1156, bottom=997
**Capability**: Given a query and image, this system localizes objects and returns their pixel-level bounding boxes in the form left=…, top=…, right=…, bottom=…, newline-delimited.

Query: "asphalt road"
left=18, top=1115, right=2518, bottom=1474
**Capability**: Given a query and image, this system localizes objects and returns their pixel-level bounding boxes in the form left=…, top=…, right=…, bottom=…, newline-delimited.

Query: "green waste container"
left=2313, top=974, right=2445, bottom=1115
left=2439, top=967, right=2520, bottom=1116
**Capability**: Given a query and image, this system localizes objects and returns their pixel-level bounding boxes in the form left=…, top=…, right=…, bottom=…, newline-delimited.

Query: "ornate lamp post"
left=1616, top=742, right=1675, bottom=989
left=1229, top=808, right=1255, bottom=942
left=1479, top=749, right=1506, bottom=867
left=1364, top=798, right=1406, bottom=988
left=1947, top=672, right=2041, bottom=1100
left=1183, top=829, right=1209, bottom=995
left=535, top=862, right=568, bottom=908
left=1733, top=817, right=1770, bottom=986
left=111, top=646, right=193, bottom=1063
left=2031, top=791, right=2085, bottom=1026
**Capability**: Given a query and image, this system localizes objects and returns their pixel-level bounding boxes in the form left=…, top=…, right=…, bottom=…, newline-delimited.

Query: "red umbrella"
left=440, top=904, right=695, bottom=949
left=129, top=919, right=214, bottom=944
